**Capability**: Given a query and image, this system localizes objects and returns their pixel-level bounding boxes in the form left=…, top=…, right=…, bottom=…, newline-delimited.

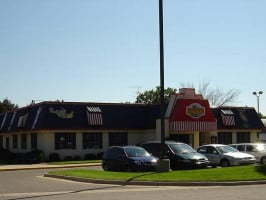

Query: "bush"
left=64, top=156, right=73, bottom=161
left=97, top=152, right=104, bottom=159
left=85, top=153, right=97, bottom=160
left=0, top=148, right=15, bottom=163
left=48, top=153, right=60, bottom=162
left=74, top=155, right=81, bottom=161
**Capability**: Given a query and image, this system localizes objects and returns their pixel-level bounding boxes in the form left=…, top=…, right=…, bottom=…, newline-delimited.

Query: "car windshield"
left=168, top=143, right=196, bottom=154
left=216, top=145, right=238, bottom=154
left=124, top=147, right=150, bottom=157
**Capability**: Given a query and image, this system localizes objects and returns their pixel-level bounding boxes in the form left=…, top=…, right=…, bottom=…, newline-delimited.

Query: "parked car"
left=229, top=143, right=266, bottom=164
left=137, top=141, right=209, bottom=170
left=102, top=146, right=158, bottom=172
left=197, top=144, right=256, bottom=167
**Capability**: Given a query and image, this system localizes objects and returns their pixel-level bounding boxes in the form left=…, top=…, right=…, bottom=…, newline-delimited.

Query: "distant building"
left=0, top=88, right=264, bottom=160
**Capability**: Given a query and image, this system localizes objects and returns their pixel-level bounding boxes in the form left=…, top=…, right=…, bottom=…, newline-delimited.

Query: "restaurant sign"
left=186, top=103, right=205, bottom=119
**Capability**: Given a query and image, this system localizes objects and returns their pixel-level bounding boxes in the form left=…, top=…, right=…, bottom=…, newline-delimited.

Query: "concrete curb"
left=0, top=163, right=101, bottom=171
left=44, top=173, right=266, bottom=186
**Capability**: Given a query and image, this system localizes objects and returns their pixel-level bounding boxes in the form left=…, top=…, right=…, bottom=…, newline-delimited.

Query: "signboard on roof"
left=186, top=103, right=205, bottom=119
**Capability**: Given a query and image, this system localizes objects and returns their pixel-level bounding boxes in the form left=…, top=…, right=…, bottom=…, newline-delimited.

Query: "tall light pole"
left=253, top=91, right=263, bottom=114
left=157, top=0, right=170, bottom=172
left=159, top=0, right=165, bottom=144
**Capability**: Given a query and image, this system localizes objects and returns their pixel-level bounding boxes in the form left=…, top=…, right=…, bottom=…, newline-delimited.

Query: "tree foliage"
left=135, top=86, right=177, bottom=104
left=0, top=98, right=18, bottom=113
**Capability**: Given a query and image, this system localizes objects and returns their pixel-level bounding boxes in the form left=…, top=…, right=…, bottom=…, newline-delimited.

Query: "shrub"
left=48, top=153, right=60, bottom=162
left=97, top=152, right=104, bottom=159
left=0, top=148, right=15, bottom=163
left=64, top=156, right=73, bottom=161
left=85, top=153, right=97, bottom=160
left=74, top=155, right=81, bottom=161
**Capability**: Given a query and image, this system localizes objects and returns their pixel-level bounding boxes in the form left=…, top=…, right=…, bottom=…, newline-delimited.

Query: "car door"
left=205, top=146, right=221, bottom=166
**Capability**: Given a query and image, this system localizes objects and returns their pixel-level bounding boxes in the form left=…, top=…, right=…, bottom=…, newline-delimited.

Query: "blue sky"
left=1, top=0, right=266, bottom=114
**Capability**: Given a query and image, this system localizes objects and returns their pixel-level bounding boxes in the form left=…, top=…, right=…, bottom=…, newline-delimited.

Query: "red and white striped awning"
left=86, top=106, right=103, bottom=126
left=169, top=120, right=217, bottom=132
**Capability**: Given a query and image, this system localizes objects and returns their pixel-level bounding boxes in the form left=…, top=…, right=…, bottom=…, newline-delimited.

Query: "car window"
left=216, top=145, right=238, bottom=153
left=140, top=143, right=161, bottom=157
left=237, top=145, right=245, bottom=151
left=206, top=146, right=218, bottom=154
left=246, top=145, right=254, bottom=152
left=124, top=147, right=150, bottom=157
left=197, top=147, right=207, bottom=153
left=168, top=143, right=196, bottom=154
left=107, top=148, right=124, bottom=159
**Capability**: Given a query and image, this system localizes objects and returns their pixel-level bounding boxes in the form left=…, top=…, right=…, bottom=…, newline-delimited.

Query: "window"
left=12, top=134, right=18, bottom=149
left=21, top=134, right=27, bottom=149
left=109, top=132, right=128, bottom=146
left=218, top=132, right=232, bottom=144
left=55, top=132, right=76, bottom=149
left=83, top=132, right=102, bottom=149
left=237, top=132, right=250, bottom=143
left=31, top=133, right=37, bottom=150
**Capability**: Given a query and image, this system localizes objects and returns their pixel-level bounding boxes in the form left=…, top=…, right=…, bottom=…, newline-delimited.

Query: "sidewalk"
left=0, top=162, right=101, bottom=171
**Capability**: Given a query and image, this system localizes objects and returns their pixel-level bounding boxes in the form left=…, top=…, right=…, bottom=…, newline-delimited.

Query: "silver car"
left=230, top=143, right=266, bottom=164
left=197, top=144, right=256, bottom=167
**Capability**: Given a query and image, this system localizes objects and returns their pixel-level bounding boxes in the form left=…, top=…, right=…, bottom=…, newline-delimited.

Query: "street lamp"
left=252, top=91, right=263, bottom=114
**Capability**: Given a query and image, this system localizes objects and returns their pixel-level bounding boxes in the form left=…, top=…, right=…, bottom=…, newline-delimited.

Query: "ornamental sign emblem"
left=186, top=103, right=205, bottom=119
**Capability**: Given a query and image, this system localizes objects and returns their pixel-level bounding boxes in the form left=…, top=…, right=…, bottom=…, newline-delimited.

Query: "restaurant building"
left=0, top=88, right=264, bottom=160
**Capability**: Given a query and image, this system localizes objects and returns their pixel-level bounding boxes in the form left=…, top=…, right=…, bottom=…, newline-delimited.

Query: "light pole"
left=159, top=0, right=165, bottom=145
left=252, top=91, right=263, bottom=114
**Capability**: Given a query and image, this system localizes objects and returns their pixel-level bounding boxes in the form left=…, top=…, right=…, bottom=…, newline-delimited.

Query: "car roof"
left=199, top=144, right=228, bottom=148
left=230, top=143, right=266, bottom=145
left=138, top=141, right=185, bottom=145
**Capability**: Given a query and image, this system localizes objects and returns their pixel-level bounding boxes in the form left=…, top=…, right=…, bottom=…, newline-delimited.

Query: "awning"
left=86, top=106, right=103, bottom=126
left=169, top=121, right=217, bottom=132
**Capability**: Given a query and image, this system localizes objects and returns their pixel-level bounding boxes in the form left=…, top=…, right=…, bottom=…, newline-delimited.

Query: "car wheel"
left=260, top=157, right=266, bottom=165
left=220, top=159, right=230, bottom=167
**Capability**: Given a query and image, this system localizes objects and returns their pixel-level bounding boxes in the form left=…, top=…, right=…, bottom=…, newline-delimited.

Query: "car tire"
left=220, top=159, right=230, bottom=167
left=260, top=157, right=266, bottom=165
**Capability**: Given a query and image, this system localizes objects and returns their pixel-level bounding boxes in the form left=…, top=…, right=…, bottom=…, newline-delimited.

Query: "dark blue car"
left=102, top=146, right=158, bottom=172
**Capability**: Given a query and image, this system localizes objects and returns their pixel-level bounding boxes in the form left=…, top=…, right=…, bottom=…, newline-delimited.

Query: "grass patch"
left=48, top=165, right=266, bottom=182
left=48, top=160, right=101, bottom=165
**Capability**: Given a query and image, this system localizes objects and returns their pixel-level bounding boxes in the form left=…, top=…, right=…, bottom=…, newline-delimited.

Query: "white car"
left=197, top=144, right=256, bottom=167
left=230, top=143, right=266, bottom=164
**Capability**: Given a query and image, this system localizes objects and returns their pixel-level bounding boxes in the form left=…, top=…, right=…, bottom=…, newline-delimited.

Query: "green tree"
left=0, top=98, right=18, bottom=113
left=135, top=86, right=177, bottom=104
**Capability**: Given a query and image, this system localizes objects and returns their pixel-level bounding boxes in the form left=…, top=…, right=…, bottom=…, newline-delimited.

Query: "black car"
left=137, top=141, right=209, bottom=170
left=102, top=146, right=158, bottom=172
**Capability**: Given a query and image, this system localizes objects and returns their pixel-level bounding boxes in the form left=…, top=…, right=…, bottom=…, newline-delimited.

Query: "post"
left=157, top=0, right=170, bottom=172
left=159, top=0, right=165, bottom=144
